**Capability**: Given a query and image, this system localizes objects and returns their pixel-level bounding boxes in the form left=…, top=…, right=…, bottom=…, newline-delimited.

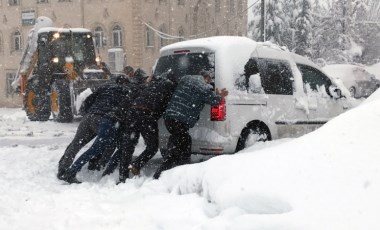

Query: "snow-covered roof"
left=160, top=36, right=257, bottom=55
left=38, top=27, right=92, bottom=34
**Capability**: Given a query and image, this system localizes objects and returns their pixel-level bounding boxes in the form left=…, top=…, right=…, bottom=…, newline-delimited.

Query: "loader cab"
left=37, top=28, right=97, bottom=77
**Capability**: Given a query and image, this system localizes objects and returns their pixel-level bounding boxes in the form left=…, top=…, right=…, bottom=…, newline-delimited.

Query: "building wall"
left=0, top=0, right=247, bottom=107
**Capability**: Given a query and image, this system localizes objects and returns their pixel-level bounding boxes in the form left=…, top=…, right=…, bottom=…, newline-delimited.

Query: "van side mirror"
left=330, top=86, right=343, bottom=99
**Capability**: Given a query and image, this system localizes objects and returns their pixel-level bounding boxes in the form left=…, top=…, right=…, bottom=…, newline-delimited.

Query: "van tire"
left=51, top=80, right=73, bottom=123
left=24, top=79, right=51, bottom=121
left=349, top=86, right=356, bottom=98
left=235, top=123, right=271, bottom=152
left=160, top=148, right=169, bottom=159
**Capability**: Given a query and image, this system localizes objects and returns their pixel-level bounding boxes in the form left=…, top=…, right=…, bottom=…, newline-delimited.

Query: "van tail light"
left=211, top=98, right=226, bottom=121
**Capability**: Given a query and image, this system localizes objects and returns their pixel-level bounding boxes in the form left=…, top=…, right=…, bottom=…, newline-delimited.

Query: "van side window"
left=235, top=58, right=262, bottom=93
left=298, top=64, right=332, bottom=97
left=258, top=59, right=293, bottom=95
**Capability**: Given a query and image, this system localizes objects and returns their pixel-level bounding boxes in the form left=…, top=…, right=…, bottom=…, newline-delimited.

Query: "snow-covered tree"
left=294, top=0, right=313, bottom=57
left=248, top=0, right=286, bottom=45
left=248, top=1, right=263, bottom=41
left=282, top=0, right=299, bottom=50
left=265, top=0, right=286, bottom=45
left=351, top=0, right=369, bottom=22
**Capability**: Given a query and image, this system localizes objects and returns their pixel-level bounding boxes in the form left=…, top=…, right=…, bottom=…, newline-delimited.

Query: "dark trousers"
left=58, top=113, right=101, bottom=178
left=119, top=109, right=159, bottom=182
left=64, top=117, right=120, bottom=179
left=153, top=119, right=191, bottom=179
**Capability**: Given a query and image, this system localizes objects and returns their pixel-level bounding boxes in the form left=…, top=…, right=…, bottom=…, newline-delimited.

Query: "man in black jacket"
left=115, top=71, right=177, bottom=183
left=57, top=75, right=137, bottom=183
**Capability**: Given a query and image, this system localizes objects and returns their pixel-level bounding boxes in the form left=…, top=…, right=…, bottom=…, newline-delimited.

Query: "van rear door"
left=155, top=48, right=216, bottom=153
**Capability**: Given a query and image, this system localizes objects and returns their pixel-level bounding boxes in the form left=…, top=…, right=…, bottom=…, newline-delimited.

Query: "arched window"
left=112, top=25, right=122, bottom=47
left=145, top=23, right=154, bottom=47
left=159, top=24, right=167, bottom=48
left=237, top=0, right=243, bottom=13
left=0, top=32, right=3, bottom=54
left=94, top=26, right=105, bottom=48
left=13, top=30, right=21, bottom=51
left=215, top=0, right=221, bottom=13
left=178, top=26, right=185, bottom=42
left=230, top=0, right=235, bottom=15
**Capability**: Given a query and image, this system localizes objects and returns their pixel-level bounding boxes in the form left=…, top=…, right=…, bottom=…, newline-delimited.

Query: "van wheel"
left=235, top=125, right=270, bottom=152
left=51, top=80, right=73, bottom=123
left=160, top=148, right=169, bottom=159
left=349, top=86, right=356, bottom=98
left=24, top=79, right=51, bottom=121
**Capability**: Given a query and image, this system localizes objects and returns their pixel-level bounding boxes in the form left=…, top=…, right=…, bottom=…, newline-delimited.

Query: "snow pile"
left=1, top=89, right=380, bottom=229
left=160, top=93, right=380, bottom=229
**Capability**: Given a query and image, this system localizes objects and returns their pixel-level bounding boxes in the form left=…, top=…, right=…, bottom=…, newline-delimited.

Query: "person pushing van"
left=153, top=71, right=228, bottom=179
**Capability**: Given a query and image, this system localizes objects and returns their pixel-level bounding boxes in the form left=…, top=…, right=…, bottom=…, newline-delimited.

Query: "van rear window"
left=154, top=53, right=215, bottom=78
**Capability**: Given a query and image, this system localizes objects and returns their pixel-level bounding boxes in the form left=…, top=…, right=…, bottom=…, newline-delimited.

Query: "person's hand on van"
left=216, top=88, right=229, bottom=97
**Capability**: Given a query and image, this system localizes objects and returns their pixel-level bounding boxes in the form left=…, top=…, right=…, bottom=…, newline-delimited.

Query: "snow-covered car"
left=323, top=64, right=380, bottom=98
left=365, top=62, right=380, bottom=81
left=154, top=36, right=352, bottom=155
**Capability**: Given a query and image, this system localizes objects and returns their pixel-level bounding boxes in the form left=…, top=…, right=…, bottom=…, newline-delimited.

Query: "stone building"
left=0, top=0, right=247, bottom=107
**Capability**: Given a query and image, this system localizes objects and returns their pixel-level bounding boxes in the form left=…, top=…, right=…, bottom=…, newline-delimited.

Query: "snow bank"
left=160, top=93, right=380, bottom=229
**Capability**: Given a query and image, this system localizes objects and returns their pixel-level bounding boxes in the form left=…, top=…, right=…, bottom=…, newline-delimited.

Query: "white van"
left=154, top=36, right=351, bottom=154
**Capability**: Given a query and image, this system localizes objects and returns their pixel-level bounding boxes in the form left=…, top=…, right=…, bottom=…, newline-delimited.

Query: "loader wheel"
left=51, top=80, right=73, bottom=123
left=24, top=79, right=51, bottom=121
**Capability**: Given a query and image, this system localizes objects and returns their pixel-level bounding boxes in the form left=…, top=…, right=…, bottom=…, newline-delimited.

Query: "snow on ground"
left=1, top=91, right=380, bottom=229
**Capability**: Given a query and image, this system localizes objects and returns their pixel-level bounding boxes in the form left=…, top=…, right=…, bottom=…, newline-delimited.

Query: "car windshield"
left=154, top=52, right=215, bottom=78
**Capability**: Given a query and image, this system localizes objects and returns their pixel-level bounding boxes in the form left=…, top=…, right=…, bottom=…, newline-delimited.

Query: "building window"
left=13, top=31, right=22, bottom=51
left=112, top=25, right=122, bottom=47
left=22, top=10, right=36, bottom=26
left=8, top=0, right=20, bottom=5
left=58, top=0, right=71, bottom=2
left=159, top=0, right=167, bottom=5
left=0, top=33, right=3, bottom=54
left=238, top=0, right=243, bottom=13
left=230, top=0, right=235, bottom=15
left=159, top=24, right=167, bottom=48
left=215, top=0, right=221, bottom=13
left=94, top=26, right=105, bottom=48
left=178, top=0, right=185, bottom=6
left=145, top=24, right=154, bottom=47
left=6, top=73, right=16, bottom=97
left=37, top=0, right=48, bottom=3
left=178, top=27, right=185, bottom=42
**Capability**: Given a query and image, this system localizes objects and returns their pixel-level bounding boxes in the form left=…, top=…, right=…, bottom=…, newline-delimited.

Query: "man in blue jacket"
left=153, top=71, right=228, bottom=179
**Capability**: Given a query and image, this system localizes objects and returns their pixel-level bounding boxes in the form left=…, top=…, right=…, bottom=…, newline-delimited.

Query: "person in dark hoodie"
left=60, top=68, right=150, bottom=183
left=86, top=67, right=148, bottom=171
left=153, top=71, right=228, bottom=179
left=57, top=76, right=129, bottom=182
left=101, top=71, right=177, bottom=183
left=86, top=68, right=150, bottom=174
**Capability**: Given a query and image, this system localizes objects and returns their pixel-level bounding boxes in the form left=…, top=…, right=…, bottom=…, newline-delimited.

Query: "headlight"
left=52, top=57, right=59, bottom=63
left=53, top=32, right=60, bottom=39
